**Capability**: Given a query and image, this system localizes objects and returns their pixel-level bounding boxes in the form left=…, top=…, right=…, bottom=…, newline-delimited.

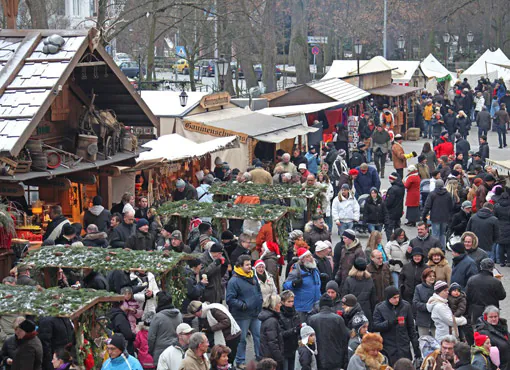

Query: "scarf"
left=200, top=302, right=241, bottom=345
left=354, top=345, right=386, bottom=370
left=233, top=266, right=254, bottom=278
left=257, top=272, right=267, bottom=283
left=56, top=363, right=70, bottom=370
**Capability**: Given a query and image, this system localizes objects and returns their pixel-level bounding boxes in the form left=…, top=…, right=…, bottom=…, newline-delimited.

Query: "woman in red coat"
left=404, top=164, right=421, bottom=226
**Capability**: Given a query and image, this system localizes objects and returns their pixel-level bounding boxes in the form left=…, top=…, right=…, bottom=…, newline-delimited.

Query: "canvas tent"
left=460, top=48, right=510, bottom=88
left=420, top=53, right=457, bottom=92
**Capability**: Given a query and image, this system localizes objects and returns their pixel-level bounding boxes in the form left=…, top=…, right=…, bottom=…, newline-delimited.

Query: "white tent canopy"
left=420, top=54, right=457, bottom=92
left=137, top=134, right=239, bottom=162
left=460, top=48, right=510, bottom=88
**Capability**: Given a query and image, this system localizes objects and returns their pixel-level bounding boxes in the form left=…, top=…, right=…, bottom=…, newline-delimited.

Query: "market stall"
left=0, top=284, right=123, bottom=367
left=158, top=200, right=294, bottom=251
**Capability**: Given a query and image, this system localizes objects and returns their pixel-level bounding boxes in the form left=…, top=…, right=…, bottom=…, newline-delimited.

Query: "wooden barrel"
left=31, top=152, right=48, bottom=170
left=26, top=139, right=42, bottom=153
left=76, top=134, right=98, bottom=161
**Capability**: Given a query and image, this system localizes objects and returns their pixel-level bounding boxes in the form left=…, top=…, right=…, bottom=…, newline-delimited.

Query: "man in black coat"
left=308, top=294, right=350, bottom=370
left=384, top=172, right=405, bottom=240
left=444, top=107, right=457, bottom=138
left=455, top=133, right=471, bottom=167
left=466, top=203, right=499, bottom=253
left=83, top=195, right=111, bottom=232
left=173, top=179, right=198, bottom=201
left=108, top=210, right=136, bottom=249
left=476, top=106, right=491, bottom=138
left=466, top=258, right=506, bottom=324
left=81, top=268, right=108, bottom=290
left=450, top=201, right=472, bottom=237
left=479, top=135, right=490, bottom=165
left=108, top=302, right=136, bottom=354
left=38, top=316, right=74, bottom=370
left=372, top=286, right=421, bottom=366
left=314, top=241, right=333, bottom=293
left=324, top=142, right=338, bottom=169
left=421, top=179, right=453, bottom=248
left=43, top=205, right=70, bottom=242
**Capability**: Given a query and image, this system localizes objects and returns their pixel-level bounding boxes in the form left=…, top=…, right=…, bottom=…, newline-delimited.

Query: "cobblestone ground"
left=244, top=125, right=510, bottom=363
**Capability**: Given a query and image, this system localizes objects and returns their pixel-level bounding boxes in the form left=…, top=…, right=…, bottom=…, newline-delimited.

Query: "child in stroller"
left=353, top=194, right=370, bottom=234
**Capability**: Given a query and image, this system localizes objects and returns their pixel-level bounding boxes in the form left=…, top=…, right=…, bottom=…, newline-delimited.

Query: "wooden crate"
left=406, top=128, right=421, bottom=141
left=14, top=160, right=32, bottom=173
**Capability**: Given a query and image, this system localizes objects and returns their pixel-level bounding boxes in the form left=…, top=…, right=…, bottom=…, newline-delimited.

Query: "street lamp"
left=179, top=87, right=188, bottom=107
left=354, top=39, right=362, bottom=75
left=443, top=32, right=450, bottom=68
left=216, top=54, right=229, bottom=91
left=467, top=31, right=474, bottom=60
left=397, top=35, right=405, bottom=59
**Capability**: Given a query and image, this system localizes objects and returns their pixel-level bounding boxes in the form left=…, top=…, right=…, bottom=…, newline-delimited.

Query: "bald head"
left=306, top=175, right=316, bottom=186
left=123, top=210, right=135, bottom=225
left=371, top=250, right=383, bottom=266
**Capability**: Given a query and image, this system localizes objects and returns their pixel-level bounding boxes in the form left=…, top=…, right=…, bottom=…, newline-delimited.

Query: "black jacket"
left=324, top=148, right=338, bottom=167
left=466, top=270, right=506, bottom=323
left=304, top=224, right=331, bottom=254
left=422, top=187, right=454, bottom=223
left=341, top=302, right=365, bottom=330
left=83, top=207, right=111, bottom=232
left=456, top=117, right=471, bottom=136
left=38, top=317, right=74, bottom=370
left=82, top=231, right=109, bottom=248
left=126, top=229, right=154, bottom=251
left=109, top=222, right=136, bottom=249
left=108, top=307, right=135, bottom=354
left=0, top=335, right=17, bottom=370
left=341, top=275, right=376, bottom=324
left=385, top=179, right=405, bottom=221
left=409, top=234, right=443, bottom=258
left=314, top=255, right=333, bottom=293
left=480, top=142, right=490, bottom=163
left=455, top=138, right=471, bottom=159
left=363, top=195, right=388, bottom=225
left=308, top=307, right=350, bottom=370
left=412, top=283, right=434, bottom=328
left=230, top=246, right=251, bottom=269
left=110, top=201, right=127, bottom=215
left=494, top=193, right=510, bottom=244
left=42, top=215, right=68, bottom=241
left=399, top=259, right=427, bottom=303
left=107, top=270, right=145, bottom=294
left=444, top=113, right=457, bottom=134
left=467, top=208, right=500, bottom=252
left=476, top=110, right=491, bottom=130
left=182, top=266, right=205, bottom=313
left=280, top=305, right=301, bottom=358
left=450, top=210, right=471, bottom=236
left=172, top=183, right=198, bottom=201
left=259, top=309, right=284, bottom=366
left=11, top=334, right=42, bottom=370
left=372, top=299, right=420, bottom=366
left=476, top=317, right=510, bottom=370
left=82, top=270, right=108, bottom=290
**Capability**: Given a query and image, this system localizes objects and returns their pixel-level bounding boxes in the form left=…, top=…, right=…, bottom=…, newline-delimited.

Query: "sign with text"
left=199, top=92, right=231, bottom=109
left=307, top=36, right=328, bottom=44
left=183, top=121, right=248, bottom=144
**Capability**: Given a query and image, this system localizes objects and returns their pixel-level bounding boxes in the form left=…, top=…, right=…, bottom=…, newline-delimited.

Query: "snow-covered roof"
left=141, top=91, right=209, bottom=117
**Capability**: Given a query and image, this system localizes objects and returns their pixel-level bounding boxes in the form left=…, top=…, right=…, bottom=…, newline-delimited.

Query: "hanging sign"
left=199, top=92, right=231, bottom=109
left=25, top=178, right=71, bottom=190
left=0, top=183, right=24, bottom=197
left=183, top=121, right=249, bottom=144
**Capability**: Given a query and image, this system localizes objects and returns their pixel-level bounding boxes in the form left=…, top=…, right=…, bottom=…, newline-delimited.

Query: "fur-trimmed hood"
left=353, top=338, right=386, bottom=370
left=427, top=247, right=448, bottom=266
left=304, top=221, right=329, bottom=233
left=461, top=231, right=479, bottom=250
left=348, top=266, right=371, bottom=280
left=346, top=238, right=361, bottom=251
left=84, top=231, right=108, bottom=240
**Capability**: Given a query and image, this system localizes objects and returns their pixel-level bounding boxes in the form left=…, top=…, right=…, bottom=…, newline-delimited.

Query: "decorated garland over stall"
left=208, top=182, right=326, bottom=200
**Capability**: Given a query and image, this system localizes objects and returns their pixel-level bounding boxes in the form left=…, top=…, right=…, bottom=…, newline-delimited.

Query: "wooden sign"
left=183, top=120, right=248, bottom=144
left=66, top=171, right=97, bottom=185
left=25, top=177, right=72, bottom=190
left=0, top=182, right=24, bottom=197
left=199, top=92, right=230, bottom=109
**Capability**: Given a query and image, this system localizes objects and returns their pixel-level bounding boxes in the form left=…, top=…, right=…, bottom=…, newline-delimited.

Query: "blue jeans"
left=431, top=222, right=447, bottom=248
left=235, top=318, right=261, bottom=364
left=366, top=148, right=373, bottom=162
left=391, top=271, right=399, bottom=288
left=478, top=127, right=488, bottom=138
left=324, top=216, right=332, bottom=232
left=497, top=125, right=507, bottom=147
left=337, top=221, right=354, bottom=236
left=425, top=120, right=432, bottom=138
left=367, top=224, right=383, bottom=233
left=491, top=244, right=500, bottom=263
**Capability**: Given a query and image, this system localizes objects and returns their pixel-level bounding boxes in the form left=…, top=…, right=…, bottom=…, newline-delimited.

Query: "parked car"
left=115, top=52, right=132, bottom=65
left=119, top=61, right=144, bottom=78
left=197, top=60, right=216, bottom=77
left=173, top=59, right=190, bottom=74
left=254, top=64, right=282, bottom=81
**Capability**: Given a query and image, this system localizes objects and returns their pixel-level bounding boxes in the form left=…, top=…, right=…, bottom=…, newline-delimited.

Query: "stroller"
left=353, top=194, right=370, bottom=234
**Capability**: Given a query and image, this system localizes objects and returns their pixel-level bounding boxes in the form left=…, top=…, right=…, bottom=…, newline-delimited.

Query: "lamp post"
left=354, top=39, right=362, bottom=75
left=397, top=35, right=405, bottom=59
left=179, top=83, right=188, bottom=107
left=216, top=54, right=229, bottom=91
left=467, top=31, right=474, bottom=60
left=443, top=32, right=450, bottom=68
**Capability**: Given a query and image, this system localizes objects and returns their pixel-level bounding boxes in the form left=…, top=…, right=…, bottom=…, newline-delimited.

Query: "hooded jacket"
left=259, top=309, right=284, bottom=365
left=148, top=307, right=183, bottom=364
left=331, top=191, right=360, bottom=223
left=422, top=186, right=454, bottom=223
left=413, top=281, right=434, bottom=328
left=427, top=248, right=452, bottom=284
left=363, top=193, right=389, bottom=225
left=451, top=253, right=478, bottom=289
left=384, top=239, right=409, bottom=273
left=83, top=206, right=111, bottom=232
left=156, top=340, right=187, bottom=370
left=461, top=232, right=488, bottom=271
left=308, top=307, right=350, bottom=370
left=38, top=317, right=74, bottom=370
left=341, top=269, right=376, bottom=324
left=399, top=249, right=427, bottom=303
left=354, top=166, right=381, bottom=196
left=385, top=179, right=405, bottom=221
left=108, top=307, right=135, bottom=353
left=335, top=239, right=365, bottom=287
left=83, top=231, right=109, bottom=248
left=467, top=208, right=500, bottom=252
left=283, top=263, right=321, bottom=313
left=303, top=223, right=331, bottom=254
left=101, top=354, right=143, bottom=370
left=226, top=269, right=263, bottom=319
left=466, top=270, right=506, bottom=323
left=426, top=293, right=467, bottom=342
left=372, top=293, right=420, bottom=365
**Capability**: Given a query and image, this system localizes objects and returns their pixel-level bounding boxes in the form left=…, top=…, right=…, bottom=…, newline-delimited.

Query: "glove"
left=320, top=273, right=330, bottom=280
left=412, top=151, right=418, bottom=157
left=395, top=260, right=404, bottom=268
left=292, top=277, right=303, bottom=288
left=388, top=259, right=396, bottom=265
left=214, top=259, right=222, bottom=266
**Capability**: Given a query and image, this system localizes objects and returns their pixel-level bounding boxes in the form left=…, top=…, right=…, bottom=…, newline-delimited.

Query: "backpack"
left=349, top=152, right=364, bottom=169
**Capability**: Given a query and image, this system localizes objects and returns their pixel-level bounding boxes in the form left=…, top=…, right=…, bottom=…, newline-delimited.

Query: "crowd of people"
left=1, top=77, right=510, bottom=370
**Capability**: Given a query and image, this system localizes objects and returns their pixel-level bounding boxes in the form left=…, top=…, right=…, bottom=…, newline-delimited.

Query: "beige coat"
left=427, top=248, right=452, bottom=284
left=178, top=348, right=210, bottom=370
left=392, top=142, right=407, bottom=170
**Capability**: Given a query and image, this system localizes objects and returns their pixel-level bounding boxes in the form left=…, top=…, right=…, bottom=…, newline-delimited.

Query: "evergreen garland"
left=209, top=182, right=326, bottom=200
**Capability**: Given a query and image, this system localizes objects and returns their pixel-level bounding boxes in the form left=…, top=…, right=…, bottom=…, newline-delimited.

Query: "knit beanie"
left=449, top=282, right=462, bottom=293
left=110, top=333, right=126, bottom=352
left=19, top=319, right=36, bottom=333
left=434, top=280, right=448, bottom=294
left=451, top=242, right=466, bottom=254
left=353, top=258, right=367, bottom=271
left=300, top=324, right=315, bottom=345
left=351, top=313, right=369, bottom=333
left=342, top=229, right=356, bottom=241
left=319, top=293, right=333, bottom=308
left=385, top=286, right=400, bottom=301
left=480, top=258, right=495, bottom=271
left=474, top=332, right=489, bottom=347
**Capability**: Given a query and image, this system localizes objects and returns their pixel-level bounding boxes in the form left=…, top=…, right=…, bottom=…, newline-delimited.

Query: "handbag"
left=449, top=309, right=460, bottom=340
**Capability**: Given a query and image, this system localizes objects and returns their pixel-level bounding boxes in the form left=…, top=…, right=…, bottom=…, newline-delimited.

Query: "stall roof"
left=420, top=53, right=457, bottom=81
left=257, top=101, right=343, bottom=117
left=141, top=90, right=209, bottom=117
left=461, top=48, right=510, bottom=87
left=0, top=28, right=159, bottom=157
left=185, top=107, right=318, bottom=143
left=367, top=84, right=421, bottom=97
left=137, top=134, right=239, bottom=163
left=0, top=149, right=138, bottom=182
left=307, top=78, right=370, bottom=104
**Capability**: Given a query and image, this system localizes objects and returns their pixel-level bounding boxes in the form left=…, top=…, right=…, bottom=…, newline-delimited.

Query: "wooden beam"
left=69, top=80, right=91, bottom=106
left=0, top=32, right=41, bottom=97
left=76, top=61, right=106, bottom=67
